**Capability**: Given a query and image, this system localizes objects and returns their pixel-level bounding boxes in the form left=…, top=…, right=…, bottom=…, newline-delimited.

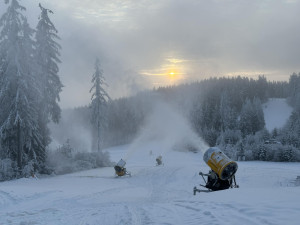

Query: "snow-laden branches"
left=0, top=0, right=62, bottom=178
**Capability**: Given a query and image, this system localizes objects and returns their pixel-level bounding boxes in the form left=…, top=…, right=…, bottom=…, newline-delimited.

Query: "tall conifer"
left=0, top=0, right=43, bottom=175
left=90, top=58, right=110, bottom=151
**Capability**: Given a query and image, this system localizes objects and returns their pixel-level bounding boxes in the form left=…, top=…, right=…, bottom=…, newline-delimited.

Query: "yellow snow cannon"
left=193, top=147, right=239, bottom=195
left=114, top=159, right=131, bottom=177
left=203, top=147, right=238, bottom=180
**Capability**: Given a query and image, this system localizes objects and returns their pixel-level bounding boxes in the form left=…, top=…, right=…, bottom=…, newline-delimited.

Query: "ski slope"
left=0, top=144, right=300, bottom=225
left=263, top=98, right=293, bottom=132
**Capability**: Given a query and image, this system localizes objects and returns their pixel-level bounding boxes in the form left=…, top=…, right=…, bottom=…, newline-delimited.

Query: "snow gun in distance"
left=194, top=147, right=239, bottom=195
left=114, top=159, right=131, bottom=177
left=156, top=155, right=163, bottom=166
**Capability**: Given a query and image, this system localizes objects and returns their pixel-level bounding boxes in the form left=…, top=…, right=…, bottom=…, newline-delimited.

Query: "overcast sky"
left=1, top=0, right=300, bottom=108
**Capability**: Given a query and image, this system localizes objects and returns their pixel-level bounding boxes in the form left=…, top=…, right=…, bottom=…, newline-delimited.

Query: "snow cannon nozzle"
left=203, top=147, right=238, bottom=180
left=116, top=159, right=126, bottom=168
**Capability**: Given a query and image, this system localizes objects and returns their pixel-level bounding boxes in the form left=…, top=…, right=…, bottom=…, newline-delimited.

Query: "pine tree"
left=239, top=98, right=265, bottom=136
left=90, top=58, right=110, bottom=151
left=35, top=3, right=63, bottom=148
left=288, top=73, right=300, bottom=107
left=258, top=144, right=267, bottom=161
left=0, top=0, right=43, bottom=175
left=239, top=99, right=253, bottom=136
left=219, top=92, right=237, bottom=131
left=280, top=146, right=296, bottom=162
left=272, top=128, right=278, bottom=138
left=252, top=97, right=265, bottom=132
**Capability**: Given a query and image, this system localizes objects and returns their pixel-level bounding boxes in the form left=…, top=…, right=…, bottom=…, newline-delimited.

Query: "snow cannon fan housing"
left=203, top=147, right=238, bottom=180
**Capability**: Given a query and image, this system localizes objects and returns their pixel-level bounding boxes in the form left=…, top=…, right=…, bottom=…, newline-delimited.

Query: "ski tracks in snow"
left=173, top=200, right=271, bottom=225
left=0, top=190, right=18, bottom=207
left=1, top=150, right=300, bottom=225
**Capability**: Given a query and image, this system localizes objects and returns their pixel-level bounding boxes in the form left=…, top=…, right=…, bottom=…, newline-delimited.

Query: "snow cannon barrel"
left=203, top=147, right=238, bottom=180
left=116, top=159, right=126, bottom=168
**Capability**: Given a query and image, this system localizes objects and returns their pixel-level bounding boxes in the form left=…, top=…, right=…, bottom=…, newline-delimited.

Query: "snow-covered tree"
left=281, top=110, right=300, bottom=148
left=253, top=97, right=265, bottom=131
left=258, top=144, right=267, bottom=161
left=288, top=73, right=300, bottom=107
left=90, top=58, right=110, bottom=151
left=35, top=3, right=63, bottom=147
left=239, top=98, right=265, bottom=136
left=219, top=92, right=237, bottom=131
left=0, top=0, right=43, bottom=175
left=255, top=75, right=268, bottom=102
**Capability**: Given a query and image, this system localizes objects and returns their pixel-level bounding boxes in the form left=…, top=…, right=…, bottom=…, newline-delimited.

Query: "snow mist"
left=124, top=101, right=208, bottom=160
left=49, top=109, right=92, bottom=152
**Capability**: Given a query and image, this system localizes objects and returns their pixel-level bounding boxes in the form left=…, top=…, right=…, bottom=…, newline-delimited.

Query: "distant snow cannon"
left=114, top=159, right=131, bottom=177
left=156, top=155, right=163, bottom=166
left=194, top=147, right=239, bottom=195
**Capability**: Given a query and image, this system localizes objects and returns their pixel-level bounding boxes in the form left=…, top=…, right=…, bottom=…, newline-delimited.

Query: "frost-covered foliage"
left=35, top=3, right=62, bottom=124
left=0, top=158, right=17, bottom=181
left=240, top=98, right=265, bottom=136
left=0, top=0, right=44, bottom=176
left=216, top=128, right=300, bottom=162
left=46, top=140, right=112, bottom=175
left=0, top=1, right=63, bottom=180
left=277, top=112, right=300, bottom=151
left=35, top=3, right=63, bottom=155
left=21, top=160, right=35, bottom=177
left=287, top=73, right=300, bottom=109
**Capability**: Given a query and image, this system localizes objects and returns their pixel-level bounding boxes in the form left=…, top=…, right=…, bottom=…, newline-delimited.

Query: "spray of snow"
left=49, top=109, right=93, bottom=152
left=124, top=101, right=208, bottom=161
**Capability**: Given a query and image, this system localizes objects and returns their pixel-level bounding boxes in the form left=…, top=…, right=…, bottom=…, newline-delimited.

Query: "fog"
left=48, top=109, right=92, bottom=152
left=124, top=101, right=208, bottom=161
left=1, top=0, right=299, bottom=108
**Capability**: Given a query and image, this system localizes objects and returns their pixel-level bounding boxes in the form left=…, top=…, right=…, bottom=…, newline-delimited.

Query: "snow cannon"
left=156, top=155, right=163, bottom=166
left=114, top=159, right=131, bottom=177
left=203, top=147, right=238, bottom=180
left=194, top=147, right=239, bottom=195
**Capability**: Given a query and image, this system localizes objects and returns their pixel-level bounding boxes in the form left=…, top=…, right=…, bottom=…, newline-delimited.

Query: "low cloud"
left=1, top=0, right=299, bottom=108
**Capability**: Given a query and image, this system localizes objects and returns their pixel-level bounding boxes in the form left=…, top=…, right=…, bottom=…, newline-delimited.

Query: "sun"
left=168, top=71, right=176, bottom=79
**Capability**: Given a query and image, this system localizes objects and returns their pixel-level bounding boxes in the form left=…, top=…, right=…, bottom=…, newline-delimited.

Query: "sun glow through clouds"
left=169, top=72, right=175, bottom=78
left=139, top=57, right=188, bottom=86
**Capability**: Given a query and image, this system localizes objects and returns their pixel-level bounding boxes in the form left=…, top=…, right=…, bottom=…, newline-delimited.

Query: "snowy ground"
left=0, top=144, right=300, bottom=225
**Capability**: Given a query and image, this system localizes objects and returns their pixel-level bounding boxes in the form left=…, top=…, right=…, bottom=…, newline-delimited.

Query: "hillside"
left=1, top=144, right=299, bottom=225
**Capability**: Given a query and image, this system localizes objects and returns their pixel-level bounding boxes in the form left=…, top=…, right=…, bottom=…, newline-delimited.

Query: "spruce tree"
left=90, top=58, right=110, bottom=151
left=219, top=92, right=237, bottom=131
left=0, top=0, right=43, bottom=176
left=35, top=3, right=63, bottom=148
left=240, top=98, right=265, bottom=137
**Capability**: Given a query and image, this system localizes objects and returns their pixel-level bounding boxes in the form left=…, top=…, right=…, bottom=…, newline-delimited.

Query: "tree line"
left=57, top=74, right=300, bottom=164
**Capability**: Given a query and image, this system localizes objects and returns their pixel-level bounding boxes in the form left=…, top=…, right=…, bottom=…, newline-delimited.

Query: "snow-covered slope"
left=263, top=98, right=293, bottom=132
left=1, top=145, right=300, bottom=225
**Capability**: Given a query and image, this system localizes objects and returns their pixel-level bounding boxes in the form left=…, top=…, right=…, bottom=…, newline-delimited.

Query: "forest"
left=58, top=74, right=300, bottom=164
left=1, top=0, right=300, bottom=181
